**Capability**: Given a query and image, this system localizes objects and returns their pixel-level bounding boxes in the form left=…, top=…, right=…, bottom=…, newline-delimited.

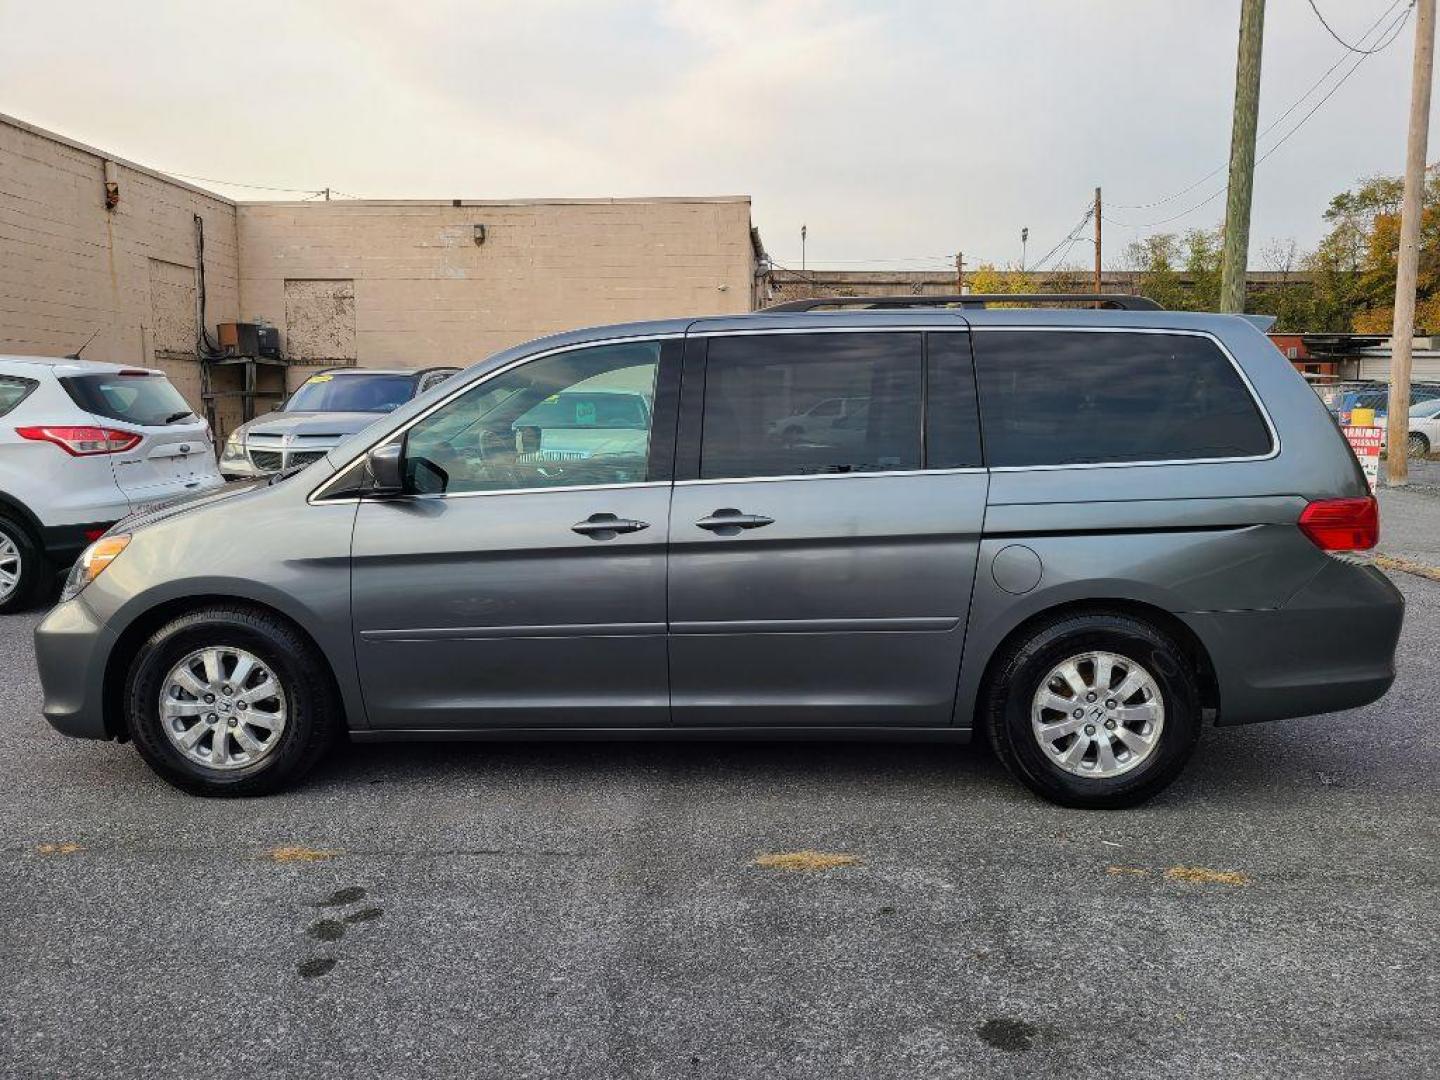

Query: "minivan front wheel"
left=125, top=606, right=338, bottom=796
left=985, top=612, right=1201, bottom=809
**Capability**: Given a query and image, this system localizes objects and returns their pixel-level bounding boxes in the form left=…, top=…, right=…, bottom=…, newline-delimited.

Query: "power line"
left=161, top=169, right=326, bottom=195
left=1307, top=0, right=1415, bottom=54
left=1111, top=0, right=1408, bottom=211
left=1028, top=206, right=1095, bottom=272
left=1106, top=2, right=1413, bottom=232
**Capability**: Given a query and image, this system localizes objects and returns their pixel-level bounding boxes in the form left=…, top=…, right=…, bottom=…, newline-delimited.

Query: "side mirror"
left=365, top=442, right=406, bottom=494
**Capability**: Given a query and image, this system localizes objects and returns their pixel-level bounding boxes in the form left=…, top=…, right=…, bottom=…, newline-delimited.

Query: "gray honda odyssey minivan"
left=34, top=295, right=1404, bottom=808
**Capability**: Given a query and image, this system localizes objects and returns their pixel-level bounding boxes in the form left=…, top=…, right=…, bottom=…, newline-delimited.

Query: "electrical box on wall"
left=216, top=322, right=260, bottom=357
left=256, top=325, right=281, bottom=358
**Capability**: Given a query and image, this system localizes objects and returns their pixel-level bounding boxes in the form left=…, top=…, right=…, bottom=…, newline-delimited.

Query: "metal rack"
left=199, top=354, right=289, bottom=437
left=764, top=293, right=1163, bottom=312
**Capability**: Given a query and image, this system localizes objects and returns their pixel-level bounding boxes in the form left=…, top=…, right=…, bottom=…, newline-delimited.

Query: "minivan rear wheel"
left=984, top=612, right=1202, bottom=809
left=0, top=514, right=44, bottom=614
left=125, top=606, right=339, bottom=796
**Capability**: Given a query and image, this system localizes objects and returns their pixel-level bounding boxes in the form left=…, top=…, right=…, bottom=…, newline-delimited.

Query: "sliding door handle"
left=572, top=513, right=649, bottom=539
left=695, top=509, right=775, bottom=535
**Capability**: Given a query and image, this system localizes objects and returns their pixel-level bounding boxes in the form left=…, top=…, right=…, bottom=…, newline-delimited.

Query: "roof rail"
left=763, top=293, right=1162, bottom=313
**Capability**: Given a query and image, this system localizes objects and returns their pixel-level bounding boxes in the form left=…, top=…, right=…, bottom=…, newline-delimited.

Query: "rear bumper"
left=39, top=521, right=118, bottom=566
left=34, top=596, right=116, bottom=740
left=1183, top=558, right=1404, bottom=726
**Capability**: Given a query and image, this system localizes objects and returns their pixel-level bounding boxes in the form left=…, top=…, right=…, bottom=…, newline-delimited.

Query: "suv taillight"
left=1298, top=496, right=1379, bottom=552
left=16, top=425, right=142, bottom=456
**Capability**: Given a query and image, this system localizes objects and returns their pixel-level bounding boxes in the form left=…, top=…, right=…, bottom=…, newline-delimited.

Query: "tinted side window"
left=973, top=331, right=1272, bottom=468
left=925, top=333, right=983, bottom=468
left=0, top=375, right=37, bottom=417
left=699, top=333, right=921, bottom=479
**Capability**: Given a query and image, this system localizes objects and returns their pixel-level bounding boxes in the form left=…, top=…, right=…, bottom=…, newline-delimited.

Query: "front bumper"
left=1184, top=557, right=1405, bottom=726
left=35, top=596, right=116, bottom=740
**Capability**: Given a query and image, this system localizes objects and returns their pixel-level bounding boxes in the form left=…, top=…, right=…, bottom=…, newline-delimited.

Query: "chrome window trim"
left=308, top=332, right=682, bottom=504
left=969, top=325, right=1281, bottom=472
left=674, top=467, right=985, bottom=487
left=410, top=480, right=671, bottom=502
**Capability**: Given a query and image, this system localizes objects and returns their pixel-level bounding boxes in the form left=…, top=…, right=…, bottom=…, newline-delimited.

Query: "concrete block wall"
left=3, top=113, right=759, bottom=415
left=0, top=113, right=240, bottom=412
left=236, top=198, right=755, bottom=388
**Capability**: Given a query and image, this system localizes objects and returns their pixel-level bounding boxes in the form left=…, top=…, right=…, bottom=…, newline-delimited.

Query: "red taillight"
left=16, top=425, right=142, bottom=456
left=1298, top=496, right=1379, bottom=552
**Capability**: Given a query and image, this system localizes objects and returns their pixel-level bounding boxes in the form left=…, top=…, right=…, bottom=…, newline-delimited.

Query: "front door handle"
left=694, top=508, right=775, bottom=536
left=572, top=512, right=650, bottom=540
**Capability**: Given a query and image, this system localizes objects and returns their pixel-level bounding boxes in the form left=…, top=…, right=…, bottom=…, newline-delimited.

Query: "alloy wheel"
left=1030, top=650, right=1165, bottom=779
left=0, top=531, right=21, bottom=604
left=158, top=646, right=288, bottom=770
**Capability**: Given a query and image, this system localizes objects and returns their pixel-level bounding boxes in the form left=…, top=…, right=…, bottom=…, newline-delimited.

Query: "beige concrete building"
left=0, top=112, right=761, bottom=438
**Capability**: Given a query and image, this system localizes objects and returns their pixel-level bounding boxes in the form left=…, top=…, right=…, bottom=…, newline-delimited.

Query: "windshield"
left=61, top=373, right=193, bottom=426
left=1410, top=399, right=1440, bottom=418
left=285, top=373, right=414, bottom=413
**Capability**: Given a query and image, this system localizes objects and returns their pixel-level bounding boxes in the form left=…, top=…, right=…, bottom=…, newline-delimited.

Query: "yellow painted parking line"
left=753, top=851, right=861, bottom=872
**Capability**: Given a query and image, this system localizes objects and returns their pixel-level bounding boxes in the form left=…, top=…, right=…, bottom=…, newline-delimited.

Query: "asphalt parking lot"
left=1, top=566, right=1437, bottom=1078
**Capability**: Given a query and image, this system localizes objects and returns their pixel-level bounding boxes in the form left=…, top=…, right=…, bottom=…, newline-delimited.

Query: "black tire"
left=125, top=606, right=339, bottom=797
left=1407, top=432, right=1431, bottom=458
left=984, top=611, right=1202, bottom=809
left=0, top=513, right=46, bottom=615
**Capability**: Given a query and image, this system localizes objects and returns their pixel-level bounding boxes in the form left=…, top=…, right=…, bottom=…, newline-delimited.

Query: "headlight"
left=221, top=433, right=245, bottom=463
left=60, top=534, right=131, bottom=603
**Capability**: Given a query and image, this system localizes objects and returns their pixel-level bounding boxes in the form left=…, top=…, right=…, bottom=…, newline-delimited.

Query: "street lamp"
left=1021, top=227, right=1029, bottom=271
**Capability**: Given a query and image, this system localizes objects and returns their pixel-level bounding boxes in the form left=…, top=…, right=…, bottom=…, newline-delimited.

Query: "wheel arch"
left=961, top=597, right=1221, bottom=734
left=0, top=490, right=42, bottom=540
left=101, top=595, right=349, bottom=741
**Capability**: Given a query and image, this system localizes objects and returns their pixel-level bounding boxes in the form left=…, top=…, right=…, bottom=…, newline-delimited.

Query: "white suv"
left=0, top=355, right=223, bottom=612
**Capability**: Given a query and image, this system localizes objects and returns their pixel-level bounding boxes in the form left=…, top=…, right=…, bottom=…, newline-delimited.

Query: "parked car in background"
left=1328, top=383, right=1440, bottom=424
left=34, top=297, right=1403, bottom=809
left=0, top=355, right=220, bottom=612
left=1406, top=398, right=1440, bottom=457
left=767, top=395, right=869, bottom=445
left=220, top=366, right=458, bottom=478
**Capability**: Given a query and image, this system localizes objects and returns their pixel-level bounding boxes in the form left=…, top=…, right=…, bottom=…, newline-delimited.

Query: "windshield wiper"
left=163, top=410, right=195, bottom=424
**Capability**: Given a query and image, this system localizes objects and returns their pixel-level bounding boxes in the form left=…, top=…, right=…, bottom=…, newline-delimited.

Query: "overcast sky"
left=1, top=0, right=1433, bottom=271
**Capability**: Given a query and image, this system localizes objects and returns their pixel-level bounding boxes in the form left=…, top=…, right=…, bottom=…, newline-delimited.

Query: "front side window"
left=699, top=332, right=922, bottom=479
left=403, top=341, right=661, bottom=494
left=0, top=375, right=36, bottom=417
left=973, top=331, right=1273, bottom=468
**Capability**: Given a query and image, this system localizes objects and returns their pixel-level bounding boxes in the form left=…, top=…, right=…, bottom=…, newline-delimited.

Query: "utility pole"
left=955, top=251, right=965, bottom=293
left=323, top=186, right=331, bottom=202
left=1020, top=227, right=1029, bottom=271
left=1387, top=0, right=1436, bottom=486
left=800, top=224, right=807, bottom=273
left=1093, top=188, right=1103, bottom=295
left=1219, top=0, right=1265, bottom=313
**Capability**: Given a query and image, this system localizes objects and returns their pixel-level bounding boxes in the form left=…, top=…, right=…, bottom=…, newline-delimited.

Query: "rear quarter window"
left=0, top=375, right=37, bottom=417
left=973, top=330, right=1273, bottom=468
